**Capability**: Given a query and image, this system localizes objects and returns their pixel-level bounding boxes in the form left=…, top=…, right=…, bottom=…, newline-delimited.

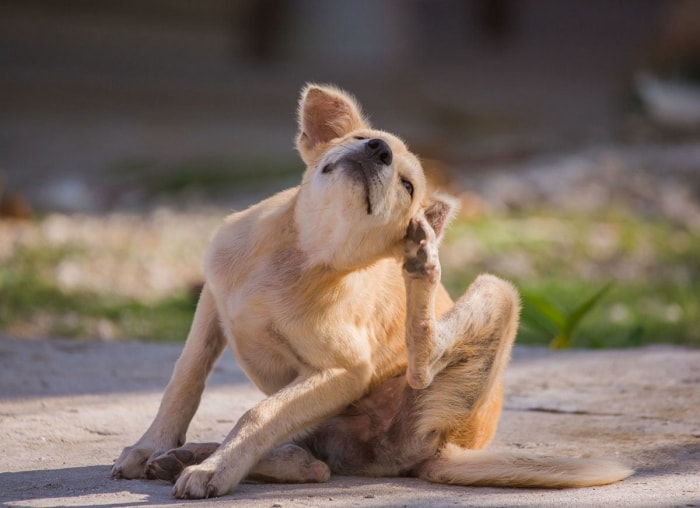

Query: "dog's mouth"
left=343, top=159, right=375, bottom=215
left=324, top=158, right=385, bottom=215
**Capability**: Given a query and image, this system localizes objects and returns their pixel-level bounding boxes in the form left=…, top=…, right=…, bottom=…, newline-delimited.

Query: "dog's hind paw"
left=403, top=217, right=440, bottom=281
left=112, top=444, right=159, bottom=479
left=147, top=442, right=219, bottom=483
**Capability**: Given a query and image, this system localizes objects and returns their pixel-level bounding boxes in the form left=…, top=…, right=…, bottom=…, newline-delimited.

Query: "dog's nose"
left=365, top=138, right=393, bottom=166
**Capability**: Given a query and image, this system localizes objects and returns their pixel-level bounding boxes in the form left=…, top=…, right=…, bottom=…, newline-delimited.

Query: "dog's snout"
left=365, top=138, right=392, bottom=166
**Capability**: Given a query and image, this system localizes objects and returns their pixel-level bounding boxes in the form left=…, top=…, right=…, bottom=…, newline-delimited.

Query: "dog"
left=112, top=84, right=633, bottom=498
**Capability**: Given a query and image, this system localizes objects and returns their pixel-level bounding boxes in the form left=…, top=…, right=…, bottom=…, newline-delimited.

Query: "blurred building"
left=0, top=0, right=687, bottom=211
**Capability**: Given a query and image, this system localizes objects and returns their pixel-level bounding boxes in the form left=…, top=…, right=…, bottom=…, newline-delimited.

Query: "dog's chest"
left=227, top=289, right=408, bottom=398
left=213, top=246, right=410, bottom=393
left=221, top=285, right=356, bottom=389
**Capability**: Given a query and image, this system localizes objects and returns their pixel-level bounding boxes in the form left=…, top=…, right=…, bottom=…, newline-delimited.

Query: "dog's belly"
left=298, top=375, right=441, bottom=477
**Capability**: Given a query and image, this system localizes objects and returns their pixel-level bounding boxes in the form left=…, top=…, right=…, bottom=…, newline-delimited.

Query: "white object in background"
left=636, top=72, right=700, bottom=127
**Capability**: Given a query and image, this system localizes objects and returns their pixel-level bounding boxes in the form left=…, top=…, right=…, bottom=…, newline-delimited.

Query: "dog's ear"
left=422, top=192, right=460, bottom=242
left=296, top=84, right=370, bottom=163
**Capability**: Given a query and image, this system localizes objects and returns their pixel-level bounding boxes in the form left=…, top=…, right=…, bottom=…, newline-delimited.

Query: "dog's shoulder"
left=204, top=187, right=300, bottom=289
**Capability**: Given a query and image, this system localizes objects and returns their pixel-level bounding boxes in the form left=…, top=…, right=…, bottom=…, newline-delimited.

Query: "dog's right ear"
left=296, top=84, right=370, bottom=164
left=422, top=192, right=460, bottom=243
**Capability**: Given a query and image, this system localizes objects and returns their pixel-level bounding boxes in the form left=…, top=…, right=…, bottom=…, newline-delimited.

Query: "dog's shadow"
left=0, top=464, right=501, bottom=507
left=0, top=465, right=171, bottom=507
left=3, top=443, right=695, bottom=507
left=0, top=465, right=369, bottom=507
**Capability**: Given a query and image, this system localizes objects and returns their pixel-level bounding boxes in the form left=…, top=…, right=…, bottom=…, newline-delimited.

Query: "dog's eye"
left=354, top=136, right=367, bottom=140
left=401, top=179, right=414, bottom=197
left=321, top=163, right=333, bottom=174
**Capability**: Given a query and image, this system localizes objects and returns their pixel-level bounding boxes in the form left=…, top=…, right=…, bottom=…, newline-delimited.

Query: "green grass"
left=521, top=282, right=614, bottom=349
left=0, top=245, right=197, bottom=341
left=442, top=211, right=700, bottom=348
left=1, top=206, right=698, bottom=347
left=515, top=279, right=698, bottom=348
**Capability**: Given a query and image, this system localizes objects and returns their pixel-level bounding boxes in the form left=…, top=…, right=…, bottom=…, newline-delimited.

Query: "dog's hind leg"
left=148, top=442, right=330, bottom=484
left=403, top=216, right=519, bottom=449
left=147, top=442, right=220, bottom=482
left=403, top=221, right=632, bottom=487
left=112, top=285, right=226, bottom=479
left=410, top=273, right=519, bottom=449
left=247, top=444, right=331, bottom=484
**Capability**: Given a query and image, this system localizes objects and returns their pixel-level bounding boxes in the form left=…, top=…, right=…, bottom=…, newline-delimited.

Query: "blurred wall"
left=0, top=0, right=670, bottom=210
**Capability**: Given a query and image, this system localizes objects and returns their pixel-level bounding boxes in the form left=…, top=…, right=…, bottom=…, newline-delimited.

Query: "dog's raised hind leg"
left=402, top=213, right=519, bottom=449
left=112, top=284, right=226, bottom=479
left=402, top=215, right=452, bottom=389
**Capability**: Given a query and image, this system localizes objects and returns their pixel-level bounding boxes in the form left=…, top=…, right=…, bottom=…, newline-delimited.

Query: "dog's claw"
left=406, top=218, right=427, bottom=244
left=403, top=217, right=440, bottom=280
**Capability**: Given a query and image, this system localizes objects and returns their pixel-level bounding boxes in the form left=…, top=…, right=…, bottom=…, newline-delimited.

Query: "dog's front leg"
left=112, top=285, right=226, bottom=479
left=172, top=364, right=370, bottom=499
left=402, top=216, right=450, bottom=389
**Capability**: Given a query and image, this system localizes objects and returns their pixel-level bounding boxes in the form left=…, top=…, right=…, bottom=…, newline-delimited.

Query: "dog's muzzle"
left=343, top=138, right=393, bottom=215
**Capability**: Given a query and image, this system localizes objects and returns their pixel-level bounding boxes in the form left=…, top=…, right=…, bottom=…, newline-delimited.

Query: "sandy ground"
left=1, top=336, right=699, bottom=508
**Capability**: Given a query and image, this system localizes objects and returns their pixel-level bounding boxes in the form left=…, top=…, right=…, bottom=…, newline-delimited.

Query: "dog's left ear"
left=297, top=84, right=370, bottom=164
left=422, top=192, right=460, bottom=243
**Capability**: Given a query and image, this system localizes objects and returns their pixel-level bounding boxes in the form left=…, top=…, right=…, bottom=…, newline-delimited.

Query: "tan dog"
left=112, top=84, right=632, bottom=498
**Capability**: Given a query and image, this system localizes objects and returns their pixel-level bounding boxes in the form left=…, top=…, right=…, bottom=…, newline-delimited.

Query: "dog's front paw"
left=172, top=461, right=231, bottom=499
left=403, top=217, right=440, bottom=282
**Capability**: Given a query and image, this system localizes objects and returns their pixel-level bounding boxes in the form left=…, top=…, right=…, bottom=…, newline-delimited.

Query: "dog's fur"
left=112, top=84, right=633, bottom=498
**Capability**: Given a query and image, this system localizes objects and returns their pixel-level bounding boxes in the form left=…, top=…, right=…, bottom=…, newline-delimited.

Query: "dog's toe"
left=173, top=464, right=225, bottom=499
left=112, top=444, right=157, bottom=479
left=406, top=218, right=428, bottom=244
left=147, top=442, right=220, bottom=483
left=403, top=218, right=440, bottom=280
left=147, top=451, right=190, bottom=482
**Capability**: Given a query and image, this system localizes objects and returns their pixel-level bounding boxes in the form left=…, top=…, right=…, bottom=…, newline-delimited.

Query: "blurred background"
left=1, top=0, right=698, bottom=347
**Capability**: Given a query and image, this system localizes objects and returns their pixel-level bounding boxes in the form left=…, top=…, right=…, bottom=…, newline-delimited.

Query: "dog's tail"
left=416, top=444, right=633, bottom=489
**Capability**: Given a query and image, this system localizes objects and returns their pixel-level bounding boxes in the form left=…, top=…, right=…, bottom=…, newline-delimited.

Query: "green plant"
left=520, top=283, right=613, bottom=349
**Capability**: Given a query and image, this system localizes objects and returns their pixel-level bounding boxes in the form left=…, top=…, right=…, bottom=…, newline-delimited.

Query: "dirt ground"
left=1, top=337, right=699, bottom=507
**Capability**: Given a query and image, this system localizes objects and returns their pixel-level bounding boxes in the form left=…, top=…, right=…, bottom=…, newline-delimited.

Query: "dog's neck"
left=293, top=194, right=399, bottom=273
left=290, top=190, right=456, bottom=275
left=290, top=257, right=395, bottom=307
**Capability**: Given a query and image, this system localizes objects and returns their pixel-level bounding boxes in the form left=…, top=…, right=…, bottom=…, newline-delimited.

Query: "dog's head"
left=294, top=84, right=458, bottom=269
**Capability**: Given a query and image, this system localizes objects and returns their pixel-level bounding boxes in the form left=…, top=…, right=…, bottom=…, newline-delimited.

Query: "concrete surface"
left=1, top=336, right=699, bottom=507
